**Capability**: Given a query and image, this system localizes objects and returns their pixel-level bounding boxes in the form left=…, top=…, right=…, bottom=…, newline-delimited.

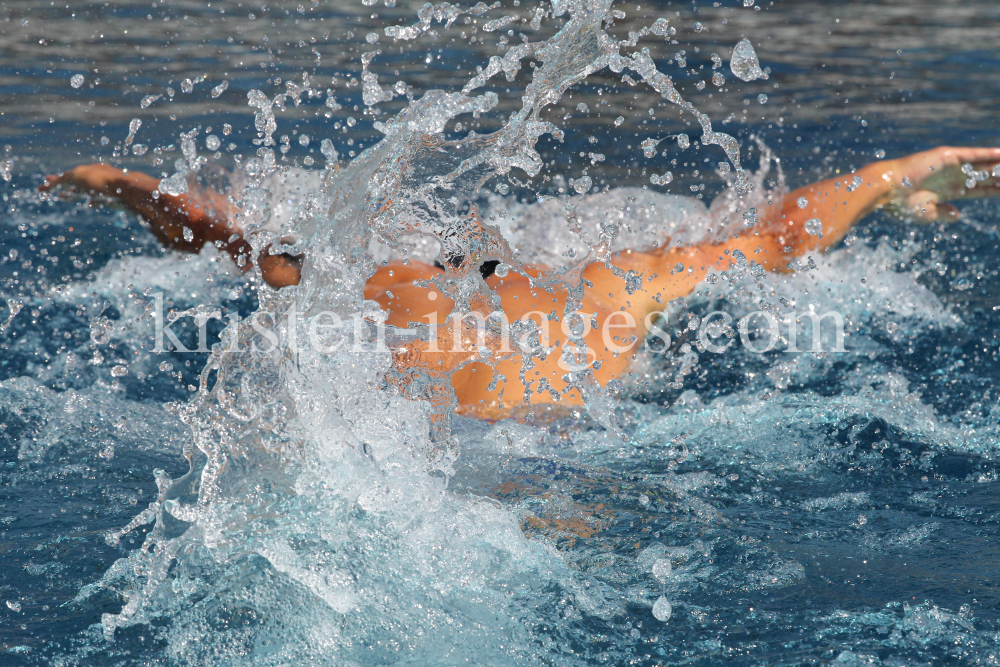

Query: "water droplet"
left=205, top=135, right=221, bottom=151
left=651, top=18, right=669, bottom=36
left=320, top=138, right=338, bottom=163
left=805, top=218, right=823, bottom=238
left=576, top=102, right=588, bottom=113
left=874, top=149, right=886, bottom=159
left=676, top=134, right=690, bottom=149
left=366, top=32, right=379, bottom=43
left=758, top=93, right=768, bottom=104
left=693, top=22, right=705, bottom=32
left=111, top=365, right=128, bottom=377
left=614, top=116, right=624, bottom=126
left=730, top=38, right=766, bottom=82
left=211, top=80, right=229, bottom=98
left=494, top=263, right=510, bottom=278
left=797, top=197, right=808, bottom=209
left=90, top=317, right=113, bottom=345
left=158, top=172, right=189, bottom=196
left=181, top=78, right=194, bottom=93
left=346, top=116, right=357, bottom=127
left=639, top=494, right=650, bottom=506
left=886, top=321, right=899, bottom=334
left=641, top=138, right=659, bottom=158
left=140, top=94, right=161, bottom=109
left=652, top=596, right=672, bottom=622
left=712, top=72, right=725, bottom=87
left=573, top=175, right=592, bottom=194
left=70, top=74, right=85, bottom=89
left=652, top=558, right=671, bottom=580
left=182, top=226, right=194, bottom=242
left=731, top=248, right=748, bottom=268
left=298, top=134, right=310, bottom=147
left=159, top=361, right=173, bottom=372
left=6, top=600, right=21, bottom=612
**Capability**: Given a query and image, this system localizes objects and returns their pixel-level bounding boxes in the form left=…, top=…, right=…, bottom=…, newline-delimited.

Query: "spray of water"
left=79, top=0, right=787, bottom=662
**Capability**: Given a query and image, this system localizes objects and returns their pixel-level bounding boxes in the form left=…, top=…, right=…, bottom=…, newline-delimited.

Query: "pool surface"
left=2, top=1, right=1000, bottom=665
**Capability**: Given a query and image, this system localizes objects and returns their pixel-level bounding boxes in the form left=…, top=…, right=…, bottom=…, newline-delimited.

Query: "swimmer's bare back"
left=41, top=147, right=1000, bottom=419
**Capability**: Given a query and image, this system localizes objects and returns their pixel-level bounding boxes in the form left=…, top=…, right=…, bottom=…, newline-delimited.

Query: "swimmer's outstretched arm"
left=754, top=145, right=1000, bottom=262
left=601, top=147, right=1000, bottom=324
left=39, top=164, right=302, bottom=289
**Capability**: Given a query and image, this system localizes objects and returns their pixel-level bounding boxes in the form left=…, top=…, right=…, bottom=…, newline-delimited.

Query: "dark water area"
left=1, top=0, right=1000, bottom=665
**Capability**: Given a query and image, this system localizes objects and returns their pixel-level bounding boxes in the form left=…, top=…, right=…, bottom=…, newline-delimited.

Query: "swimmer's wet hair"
left=436, top=255, right=501, bottom=279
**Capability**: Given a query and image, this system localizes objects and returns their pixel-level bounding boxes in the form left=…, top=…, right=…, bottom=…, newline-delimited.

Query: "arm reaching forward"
left=601, top=146, right=1000, bottom=329
left=39, top=164, right=302, bottom=289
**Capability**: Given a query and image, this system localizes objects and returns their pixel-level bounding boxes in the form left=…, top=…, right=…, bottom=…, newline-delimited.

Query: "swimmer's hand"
left=882, top=146, right=1000, bottom=223
left=39, top=163, right=128, bottom=199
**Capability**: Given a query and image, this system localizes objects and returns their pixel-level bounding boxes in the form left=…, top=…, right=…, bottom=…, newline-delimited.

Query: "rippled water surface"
left=2, top=1, right=1000, bottom=665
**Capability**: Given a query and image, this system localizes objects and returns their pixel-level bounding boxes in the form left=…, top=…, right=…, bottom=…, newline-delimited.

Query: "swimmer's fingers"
left=38, top=174, right=92, bottom=203
left=892, top=190, right=961, bottom=224
left=918, top=163, right=995, bottom=200
left=37, top=164, right=123, bottom=197
left=892, top=147, right=1000, bottom=201
left=38, top=173, right=65, bottom=192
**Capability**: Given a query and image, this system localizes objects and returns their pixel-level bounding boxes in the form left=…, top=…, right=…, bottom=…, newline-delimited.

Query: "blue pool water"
left=2, top=0, right=1000, bottom=664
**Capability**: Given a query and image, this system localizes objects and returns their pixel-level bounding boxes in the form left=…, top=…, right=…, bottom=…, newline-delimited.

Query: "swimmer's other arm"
left=605, top=146, right=1000, bottom=327
left=39, top=164, right=302, bottom=289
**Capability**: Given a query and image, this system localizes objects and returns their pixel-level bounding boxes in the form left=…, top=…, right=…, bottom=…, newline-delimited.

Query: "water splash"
left=730, top=37, right=768, bottom=82
left=84, top=0, right=802, bottom=660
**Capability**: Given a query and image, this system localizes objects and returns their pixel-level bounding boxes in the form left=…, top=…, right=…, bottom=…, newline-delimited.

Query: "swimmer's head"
left=436, top=254, right=500, bottom=279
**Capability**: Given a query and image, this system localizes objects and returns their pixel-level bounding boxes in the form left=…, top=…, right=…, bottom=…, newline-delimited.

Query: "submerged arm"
left=39, top=164, right=302, bottom=288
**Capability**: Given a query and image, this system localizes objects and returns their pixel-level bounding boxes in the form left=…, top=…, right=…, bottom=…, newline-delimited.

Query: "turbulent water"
left=3, top=0, right=1000, bottom=665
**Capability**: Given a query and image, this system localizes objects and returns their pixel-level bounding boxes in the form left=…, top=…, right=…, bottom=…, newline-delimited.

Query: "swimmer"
left=40, top=147, right=1000, bottom=420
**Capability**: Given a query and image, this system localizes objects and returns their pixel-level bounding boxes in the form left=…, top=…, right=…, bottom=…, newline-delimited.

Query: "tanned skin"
left=39, top=164, right=303, bottom=288
left=41, top=147, right=1000, bottom=419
